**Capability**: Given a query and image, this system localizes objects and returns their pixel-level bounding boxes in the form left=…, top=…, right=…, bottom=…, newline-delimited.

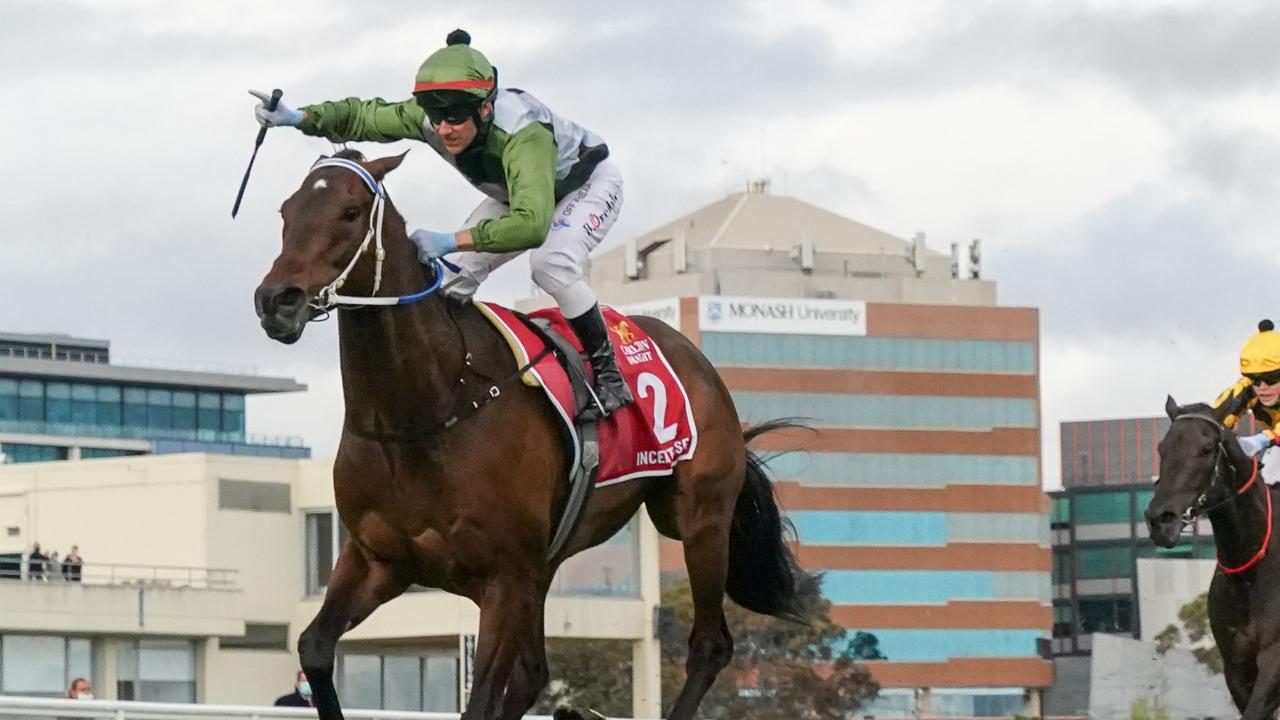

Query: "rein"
left=1171, top=414, right=1272, bottom=574
left=306, top=157, right=457, bottom=312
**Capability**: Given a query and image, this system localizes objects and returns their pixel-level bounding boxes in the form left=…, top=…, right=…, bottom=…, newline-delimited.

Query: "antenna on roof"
left=909, top=232, right=926, bottom=277
left=969, top=238, right=982, bottom=279
left=950, top=242, right=961, bottom=279
left=790, top=231, right=815, bottom=274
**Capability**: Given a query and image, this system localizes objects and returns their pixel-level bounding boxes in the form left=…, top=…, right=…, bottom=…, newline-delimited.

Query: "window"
left=761, top=451, right=1038, bottom=488
left=1052, top=551, right=1072, bottom=584
left=1052, top=605, right=1073, bottom=638
left=219, top=623, right=289, bottom=651
left=550, top=519, right=640, bottom=597
left=700, top=333, right=1036, bottom=373
left=45, top=383, right=71, bottom=424
left=95, top=386, right=122, bottom=426
left=219, top=479, right=291, bottom=513
left=70, top=384, right=96, bottom=425
left=1078, top=598, right=1134, bottom=635
left=117, top=639, right=196, bottom=703
left=305, top=511, right=349, bottom=596
left=222, top=394, right=245, bottom=437
left=338, top=651, right=458, bottom=712
left=1076, top=546, right=1132, bottom=580
left=123, top=387, right=147, bottom=428
left=0, top=379, right=16, bottom=421
left=172, top=391, right=196, bottom=431
left=0, top=444, right=68, bottom=463
left=0, top=635, right=91, bottom=697
left=731, top=392, right=1036, bottom=430
left=198, top=392, right=221, bottom=434
left=146, top=389, right=172, bottom=430
left=1073, top=491, right=1131, bottom=525
left=17, top=380, right=42, bottom=421
left=1051, top=496, right=1070, bottom=525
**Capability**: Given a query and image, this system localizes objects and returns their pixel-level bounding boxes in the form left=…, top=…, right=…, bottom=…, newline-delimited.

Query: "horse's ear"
left=1165, top=395, right=1181, bottom=420
left=367, top=151, right=409, bottom=182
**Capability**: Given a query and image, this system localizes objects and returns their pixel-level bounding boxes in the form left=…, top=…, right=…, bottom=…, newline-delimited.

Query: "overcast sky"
left=2, top=0, right=1277, bottom=488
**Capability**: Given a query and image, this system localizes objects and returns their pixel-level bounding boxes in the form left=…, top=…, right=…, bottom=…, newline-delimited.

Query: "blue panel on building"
left=841, top=628, right=1044, bottom=662
left=793, top=511, right=948, bottom=546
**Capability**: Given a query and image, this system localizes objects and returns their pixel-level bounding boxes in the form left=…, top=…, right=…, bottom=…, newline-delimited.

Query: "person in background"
left=274, top=670, right=314, bottom=707
left=63, top=545, right=83, bottom=582
left=47, top=550, right=61, bottom=581
left=27, top=543, right=46, bottom=581
left=66, top=678, right=93, bottom=700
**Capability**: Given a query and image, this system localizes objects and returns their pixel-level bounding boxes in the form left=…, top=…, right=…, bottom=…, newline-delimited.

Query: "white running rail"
left=0, top=696, right=570, bottom=720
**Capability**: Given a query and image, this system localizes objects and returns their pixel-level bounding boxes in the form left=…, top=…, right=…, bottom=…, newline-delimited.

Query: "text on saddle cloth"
left=475, top=302, right=698, bottom=486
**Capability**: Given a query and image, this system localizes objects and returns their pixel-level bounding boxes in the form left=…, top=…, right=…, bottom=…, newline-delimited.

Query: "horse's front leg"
left=1240, top=642, right=1280, bottom=719
left=299, top=541, right=408, bottom=720
left=464, top=573, right=545, bottom=720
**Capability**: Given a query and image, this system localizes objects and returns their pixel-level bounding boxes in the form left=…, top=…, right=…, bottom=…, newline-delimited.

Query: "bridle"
left=1162, top=413, right=1269, bottom=573
left=305, top=157, right=457, bottom=312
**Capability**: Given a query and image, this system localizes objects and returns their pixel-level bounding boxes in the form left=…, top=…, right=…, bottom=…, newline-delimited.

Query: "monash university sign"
left=698, top=296, right=867, bottom=336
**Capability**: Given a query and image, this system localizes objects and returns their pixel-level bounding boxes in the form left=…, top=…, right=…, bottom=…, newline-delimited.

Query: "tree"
left=532, top=639, right=633, bottom=717
left=658, top=579, right=880, bottom=719
left=1153, top=592, right=1223, bottom=674
left=1130, top=695, right=1170, bottom=720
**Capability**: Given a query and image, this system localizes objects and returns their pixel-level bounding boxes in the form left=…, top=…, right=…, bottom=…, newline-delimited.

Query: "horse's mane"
left=332, top=148, right=366, bottom=162
left=1179, top=402, right=1215, bottom=416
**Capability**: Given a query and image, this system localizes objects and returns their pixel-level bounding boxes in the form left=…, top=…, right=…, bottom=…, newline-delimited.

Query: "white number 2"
left=637, top=372, right=679, bottom=443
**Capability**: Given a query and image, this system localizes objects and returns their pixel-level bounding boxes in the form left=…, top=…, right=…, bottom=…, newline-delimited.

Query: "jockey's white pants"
left=442, top=159, right=623, bottom=319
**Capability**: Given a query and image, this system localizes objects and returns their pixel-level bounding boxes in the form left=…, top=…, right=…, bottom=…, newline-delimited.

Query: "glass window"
left=123, top=387, right=147, bottom=428
left=2, top=635, right=65, bottom=694
left=423, top=653, right=458, bottom=712
left=172, top=391, right=196, bottom=431
left=306, top=511, right=335, bottom=596
left=340, top=655, right=382, bottom=710
left=45, top=383, right=71, bottom=424
left=383, top=656, right=421, bottom=711
left=1052, top=551, right=1072, bottom=584
left=198, top=392, right=221, bottom=433
left=1077, top=546, right=1132, bottom=579
left=1051, top=496, right=1070, bottom=524
left=70, top=384, right=96, bottom=425
left=0, top=379, right=15, bottom=422
left=146, top=389, right=172, bottom=430
left=701, top=333, right=1037, bottom=373
left=222, top=394, right=245, bottom=436
left=730, top=391, right=1037, bottom=430
left=550, top=520, right=639, bottom=597
left=0, top=444, right=68, bottom=463
left=96, top=386, right=121, bottom=427
left=17, top=380, right=43, bottom=421
left=1079, top=598, right=1134, bottom=635
left=118, top=640, right=196, bottom=703
left=1073, top=491, right=1131, bottom=525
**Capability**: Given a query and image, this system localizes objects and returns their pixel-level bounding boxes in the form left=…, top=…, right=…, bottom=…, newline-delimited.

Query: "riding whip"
left=231, top=88, right=282, bottom=218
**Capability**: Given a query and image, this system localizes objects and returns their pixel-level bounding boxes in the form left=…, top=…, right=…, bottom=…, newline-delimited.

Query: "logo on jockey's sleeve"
left=611, top=320, right=637, bottom=344
left=552, top=217, right=571, bottom=230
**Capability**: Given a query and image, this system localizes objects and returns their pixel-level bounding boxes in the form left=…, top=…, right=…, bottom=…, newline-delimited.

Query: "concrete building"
left=0, top=330, right=308, bottom=465
left=522, top=182, right=1051, bottom=718
left=0, top=453, right=663, bottom=716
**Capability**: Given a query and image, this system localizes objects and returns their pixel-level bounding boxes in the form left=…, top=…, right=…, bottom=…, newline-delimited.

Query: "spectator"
left=47, top=551, right=61, bottom=581
left=63, top=546, right=83, bottom=583
left=66, top=678, right=93, bottom=700
left=273, top=670, right=314, bottom=707
left=27, top=543, right=46, bottom=581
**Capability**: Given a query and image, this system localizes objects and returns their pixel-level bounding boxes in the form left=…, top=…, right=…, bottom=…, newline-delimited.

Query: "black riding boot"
left=567, top=304, right=634, bottom=419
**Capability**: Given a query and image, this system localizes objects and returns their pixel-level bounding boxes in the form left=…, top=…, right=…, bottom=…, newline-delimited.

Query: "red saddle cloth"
left=475, top=302, right=698, bottom=486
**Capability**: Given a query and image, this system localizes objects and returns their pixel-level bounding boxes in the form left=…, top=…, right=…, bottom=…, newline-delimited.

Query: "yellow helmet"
left=1240, top=319, right=1280, bottom=376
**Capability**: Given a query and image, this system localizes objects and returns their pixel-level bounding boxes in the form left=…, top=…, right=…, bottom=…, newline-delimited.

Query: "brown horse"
left=254, top=150, right=818, bottom=720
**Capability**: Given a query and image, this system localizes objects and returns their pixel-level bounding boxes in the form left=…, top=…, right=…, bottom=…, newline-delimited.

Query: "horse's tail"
left=724, top=419, right=823, bottom=621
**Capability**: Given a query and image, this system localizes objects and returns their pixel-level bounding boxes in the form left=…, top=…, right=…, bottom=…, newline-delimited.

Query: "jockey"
left=251, top=29, right=632, bottom=418
left=1213, top=319, right=1280, bottom=457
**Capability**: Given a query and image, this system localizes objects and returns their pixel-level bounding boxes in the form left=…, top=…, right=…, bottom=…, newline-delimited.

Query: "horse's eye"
left=342, top=206, right=361, bottom=222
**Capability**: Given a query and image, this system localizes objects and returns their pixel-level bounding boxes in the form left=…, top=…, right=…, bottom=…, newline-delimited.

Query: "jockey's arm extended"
left=298, top=98, right=557, bottom=253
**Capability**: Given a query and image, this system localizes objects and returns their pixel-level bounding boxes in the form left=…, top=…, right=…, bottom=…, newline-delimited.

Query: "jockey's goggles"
left=1248, top=370, right=1280, bottom=387
left=414, top=90, right=485, bottom=127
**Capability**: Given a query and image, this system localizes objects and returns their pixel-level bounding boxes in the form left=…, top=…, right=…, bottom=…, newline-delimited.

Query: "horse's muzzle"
left=1145, top=508, right=1184, bottom=548
left=255, top=283, right=310, bottom=344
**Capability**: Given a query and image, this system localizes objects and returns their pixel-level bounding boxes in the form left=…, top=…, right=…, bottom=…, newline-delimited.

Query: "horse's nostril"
left=1159, top=511, right=1177, bottom=526
left=277, top=287, right=306, bottom=311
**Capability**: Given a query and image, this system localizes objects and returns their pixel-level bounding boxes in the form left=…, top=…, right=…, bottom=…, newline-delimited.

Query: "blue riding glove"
left=1238, top=432, right=1272, bottom=458
left=249, top=89, right=305, bottom=127
left=409, top=229, right=458, bottom=262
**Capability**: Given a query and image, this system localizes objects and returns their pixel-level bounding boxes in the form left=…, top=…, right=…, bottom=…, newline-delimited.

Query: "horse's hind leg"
left=298, top=542, right=406, bottom=720
left=1241, top=643, right=1280, bottom=719
left=660, top=452, right=744, bottom=720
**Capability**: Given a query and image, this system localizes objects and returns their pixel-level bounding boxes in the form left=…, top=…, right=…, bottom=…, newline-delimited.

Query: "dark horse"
left=253, top=150, right=819, bottom=720
left=1146, top=396, right=1280, bottom=719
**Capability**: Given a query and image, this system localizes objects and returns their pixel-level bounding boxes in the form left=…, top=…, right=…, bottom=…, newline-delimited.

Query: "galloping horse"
left=1146, top=396, right=1280, bottom=719
left=254, top=150, right=819, bottom=720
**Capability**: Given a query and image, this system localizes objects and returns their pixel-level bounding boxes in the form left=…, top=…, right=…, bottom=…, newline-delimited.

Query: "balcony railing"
left=0, top=419, right=305, bottom=448
left=0, top=559, right=237, bottom=590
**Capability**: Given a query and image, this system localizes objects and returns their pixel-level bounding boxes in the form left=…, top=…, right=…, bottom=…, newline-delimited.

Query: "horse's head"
left=254, top=150, right=408, bottom=343
left=1146, top=395, right=1247, bottom=547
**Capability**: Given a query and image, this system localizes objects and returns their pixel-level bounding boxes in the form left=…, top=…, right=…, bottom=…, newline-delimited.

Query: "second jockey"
left=251, top=29, right=632, bottom=418
left=1214, top=319, right=1280, bottom=457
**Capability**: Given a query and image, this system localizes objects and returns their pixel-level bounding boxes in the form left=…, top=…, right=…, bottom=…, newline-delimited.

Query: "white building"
left=0, top=453, right=662, bottom=716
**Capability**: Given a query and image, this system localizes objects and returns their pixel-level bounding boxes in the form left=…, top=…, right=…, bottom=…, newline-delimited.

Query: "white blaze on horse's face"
left=312, top=179, right=328, bottom=191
